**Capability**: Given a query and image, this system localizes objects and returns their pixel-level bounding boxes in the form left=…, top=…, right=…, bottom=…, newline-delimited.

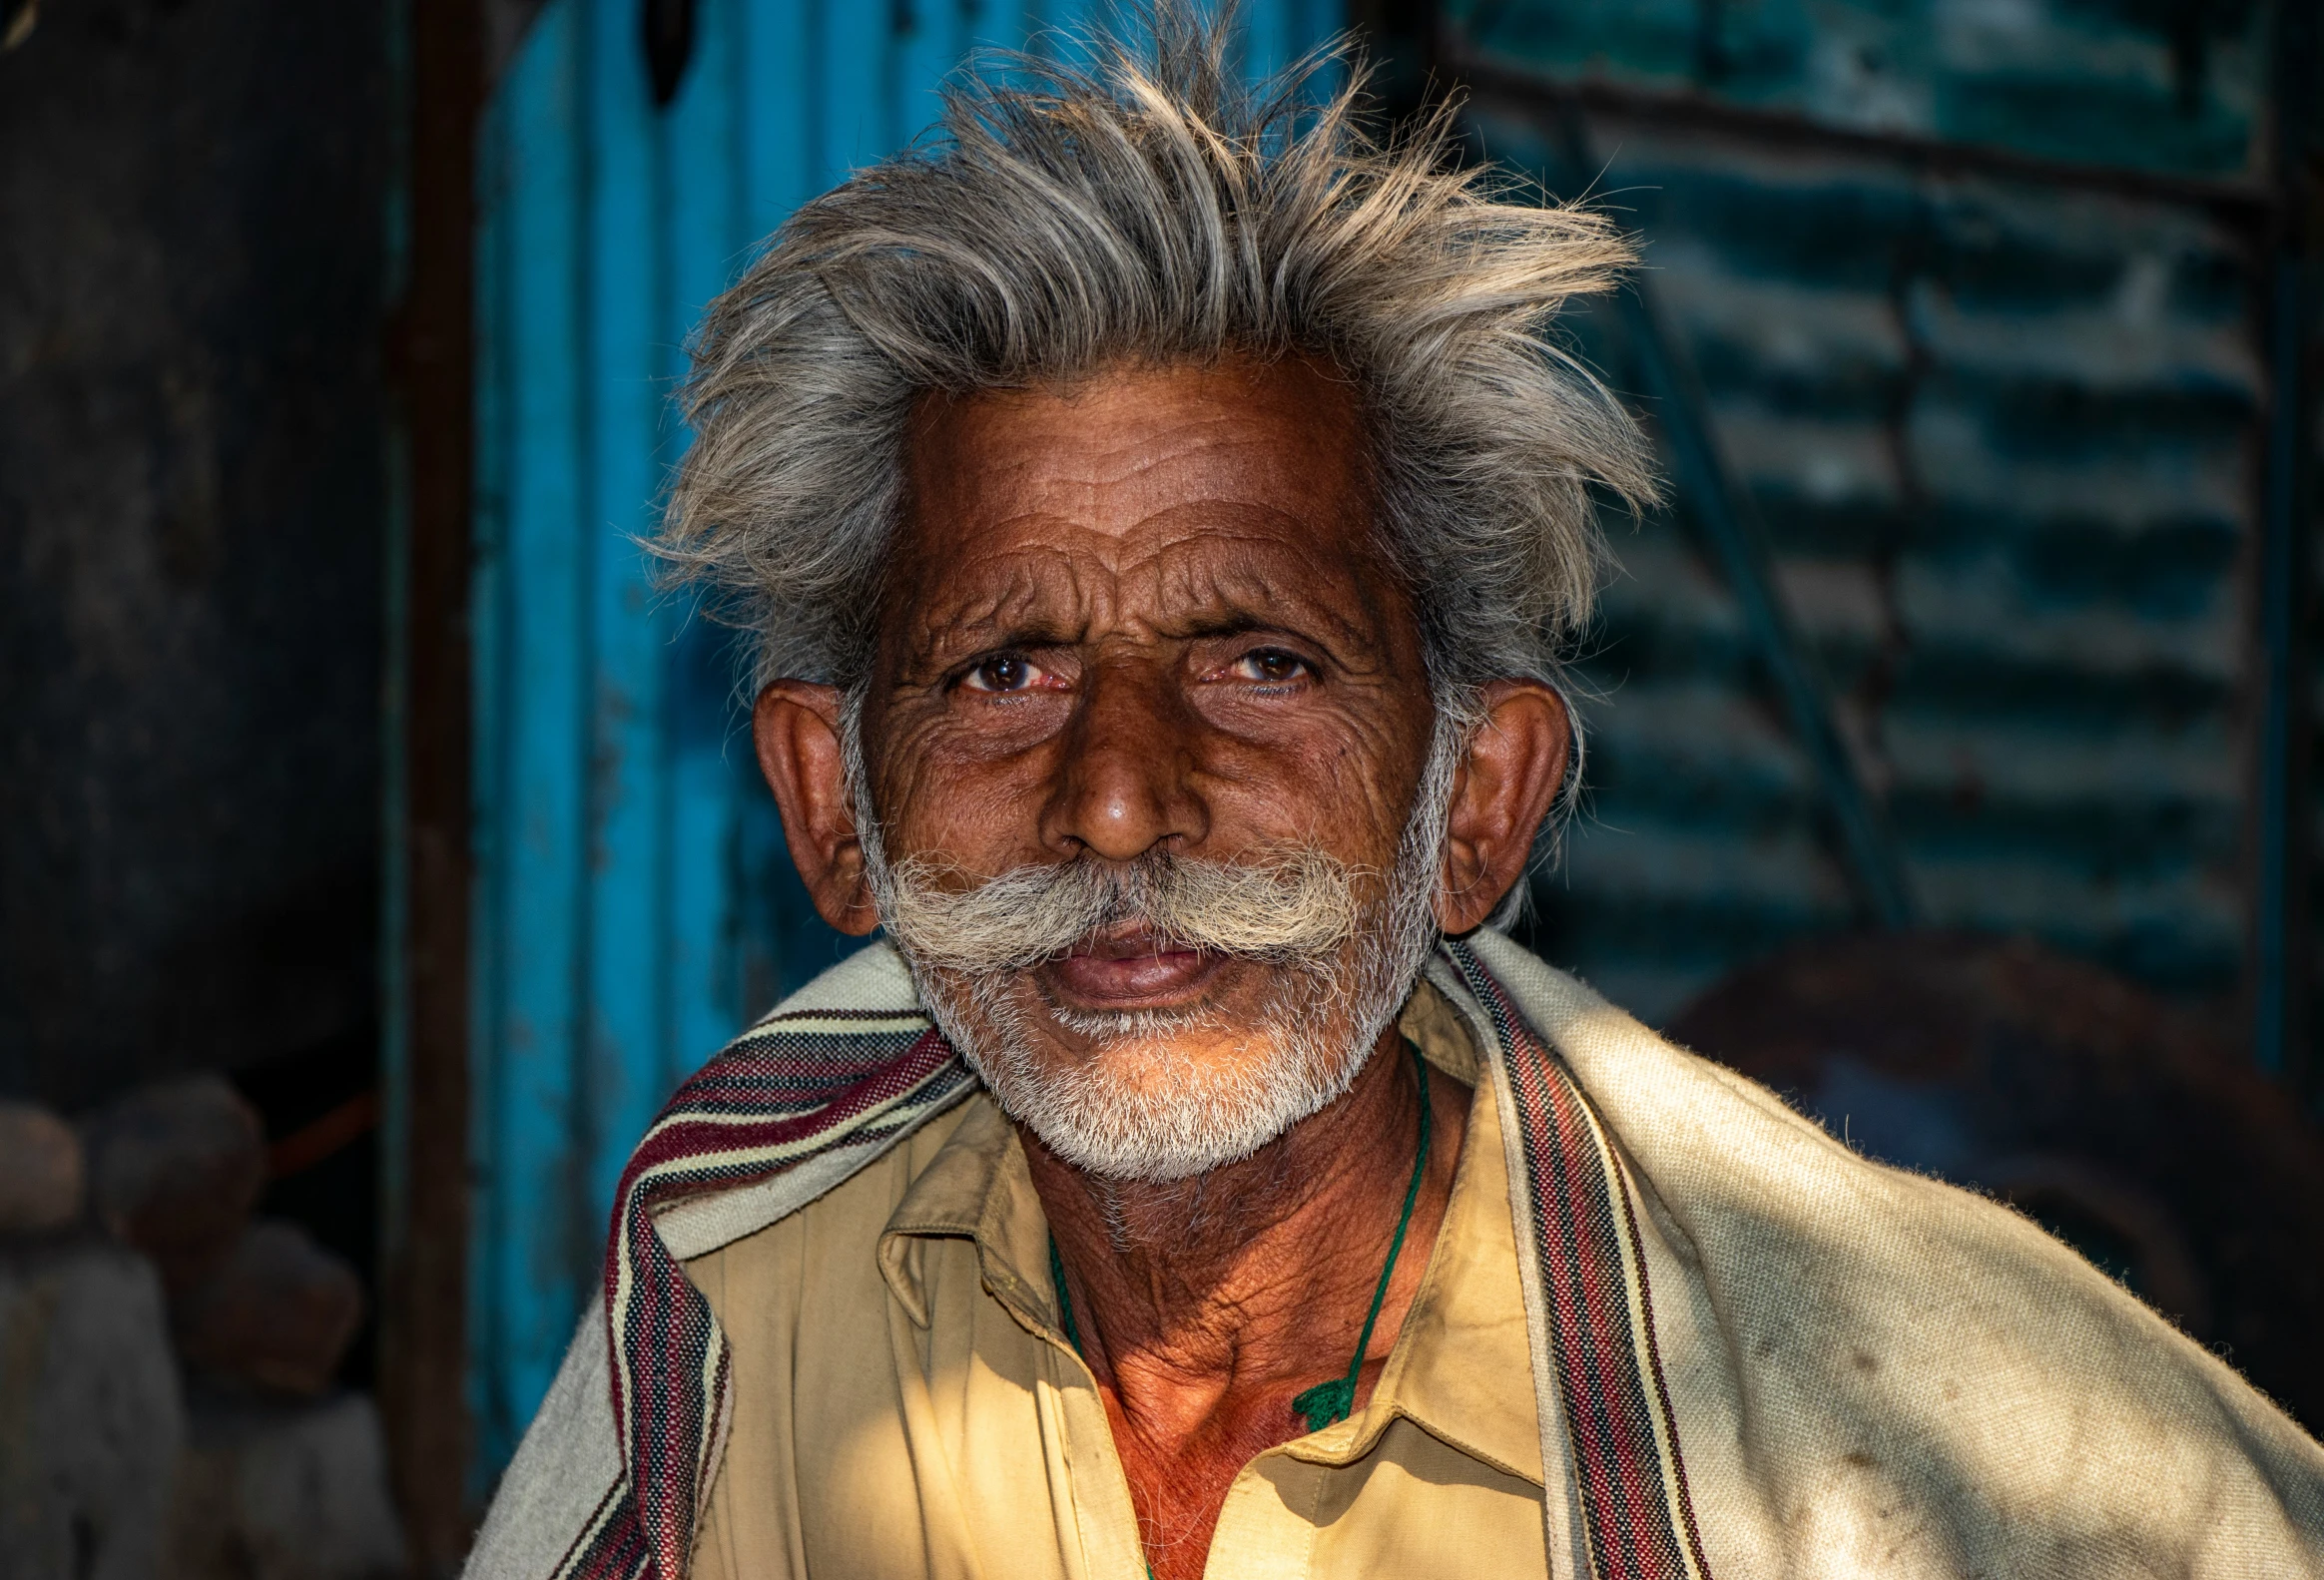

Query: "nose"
left=1037, top=656, right=1209, bottom=862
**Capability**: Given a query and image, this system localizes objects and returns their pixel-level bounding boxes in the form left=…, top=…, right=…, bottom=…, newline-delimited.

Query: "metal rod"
left=382, top=0, right=483, bottom=1561
left=2252, top=0, right=2316, bottom=1091
left=1446, top=48, right=2277, bottom=232
left=2253, top=252, right=2304, bottom=1080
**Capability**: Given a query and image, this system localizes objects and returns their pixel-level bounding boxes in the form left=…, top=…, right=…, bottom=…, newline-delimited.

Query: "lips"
left=1040, top=922, right=1223, bottom=1008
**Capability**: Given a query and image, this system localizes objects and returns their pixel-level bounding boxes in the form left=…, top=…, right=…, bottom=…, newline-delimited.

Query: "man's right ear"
left=753, top=682, right=881, bottom=936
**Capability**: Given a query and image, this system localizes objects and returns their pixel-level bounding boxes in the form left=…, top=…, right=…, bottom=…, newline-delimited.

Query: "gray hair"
left=656, top=4, right=1655, bottom=713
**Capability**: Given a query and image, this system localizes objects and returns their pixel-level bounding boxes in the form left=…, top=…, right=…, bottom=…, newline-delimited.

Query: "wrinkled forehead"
left=882, top=356, right=1420, bottom=665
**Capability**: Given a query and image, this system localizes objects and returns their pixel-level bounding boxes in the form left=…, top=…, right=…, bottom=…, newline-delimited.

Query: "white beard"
left=920, top=940, right=1397, bottom=1182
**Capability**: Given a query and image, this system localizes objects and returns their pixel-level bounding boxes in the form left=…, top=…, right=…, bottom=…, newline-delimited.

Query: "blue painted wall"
left=466, top=0, right=1347, bottom=1487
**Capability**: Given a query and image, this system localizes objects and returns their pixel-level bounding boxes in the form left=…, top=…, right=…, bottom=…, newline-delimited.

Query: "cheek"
left=1190, top=709, right=1428, bottom=861
left=869, top=707, right=1060, bottom=859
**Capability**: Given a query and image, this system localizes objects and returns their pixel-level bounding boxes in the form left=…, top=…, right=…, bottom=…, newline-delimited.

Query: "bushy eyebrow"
left=897, top=609, right=1087, bottom=681
left=1163, top=611, right=1324, bottom=648
left=889, top=535, right=1401, bottom=682
left=900, top=606, right=1385, bottom=692
left=1126, top=574, right=1387, bottom=664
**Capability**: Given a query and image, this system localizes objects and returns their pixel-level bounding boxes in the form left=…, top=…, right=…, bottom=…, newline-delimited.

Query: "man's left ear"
left=1435, top=682, right=1570, bottom=935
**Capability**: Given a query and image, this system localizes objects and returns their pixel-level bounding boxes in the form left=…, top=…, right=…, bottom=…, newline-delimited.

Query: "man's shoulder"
left=1472, top=929, right=2233, bottom=1374
left=676, top=1089, right=992, bottom=1283
left=746, top=938, right=922, bottom=1026
left=1467, top=931, right=2324, bottom=1557
left=644, top=939, right=970, bottom=1266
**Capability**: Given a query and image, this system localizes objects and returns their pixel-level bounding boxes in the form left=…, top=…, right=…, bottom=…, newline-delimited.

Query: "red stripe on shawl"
left=1457, top=952, right=1706, bottom=1580
left=1514, top=1050, right=1640, bottom=1579
left=613, top=1030, right=953, bottom=1212
left=1546, top=1057, right=1665, bottom=1580
left=604, top=1029, right=953, bottom=1580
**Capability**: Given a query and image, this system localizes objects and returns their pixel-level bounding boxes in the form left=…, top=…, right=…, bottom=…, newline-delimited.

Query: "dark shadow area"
left=0, top=0, right=389, bottom=1106
left=0, top=1, right=401, bottom=1575
left=1666, top=930, right=2324, bottom=1434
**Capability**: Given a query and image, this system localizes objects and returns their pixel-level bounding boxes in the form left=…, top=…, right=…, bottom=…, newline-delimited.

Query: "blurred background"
left=0, top=0, right=2316, bottom=1575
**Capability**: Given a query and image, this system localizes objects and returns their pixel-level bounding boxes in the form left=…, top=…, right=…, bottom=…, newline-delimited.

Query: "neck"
left=1022, top=1015, right=1468, bottom=1574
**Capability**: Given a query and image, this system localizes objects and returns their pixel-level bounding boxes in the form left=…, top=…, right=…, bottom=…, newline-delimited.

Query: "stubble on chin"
left=908, top=931, right=1407, bottom=1187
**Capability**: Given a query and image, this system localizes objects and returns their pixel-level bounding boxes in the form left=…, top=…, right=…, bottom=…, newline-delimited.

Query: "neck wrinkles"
left=1028, top=1012, right=1463, bottom=1410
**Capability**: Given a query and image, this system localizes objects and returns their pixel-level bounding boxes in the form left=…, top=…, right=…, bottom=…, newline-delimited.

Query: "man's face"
left=854, top=356, right=1448, bottom=1177
left=754, top=353, right=1586, bottom=1179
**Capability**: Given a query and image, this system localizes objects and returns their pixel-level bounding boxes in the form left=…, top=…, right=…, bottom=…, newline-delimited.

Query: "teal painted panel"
left=1460, top=95, right=2265, bottom=1026
left=473, top=0, right=594, bottom=1476
left=1444, top=0, right=2271, bottom=181
left=468, top=0, right=1346, bottom=1489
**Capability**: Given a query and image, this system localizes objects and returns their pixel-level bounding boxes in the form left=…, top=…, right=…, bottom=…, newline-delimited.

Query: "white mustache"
left=873, top=847, right=1369, bottom=976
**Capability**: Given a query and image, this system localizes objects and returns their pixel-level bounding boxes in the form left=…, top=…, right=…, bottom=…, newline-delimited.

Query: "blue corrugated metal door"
left=467, top=0, right=1345, bottom=1488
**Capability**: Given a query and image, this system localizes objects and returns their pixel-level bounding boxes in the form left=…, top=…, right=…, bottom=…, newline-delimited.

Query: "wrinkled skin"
left=755, top=355, right=1569, bottom=1580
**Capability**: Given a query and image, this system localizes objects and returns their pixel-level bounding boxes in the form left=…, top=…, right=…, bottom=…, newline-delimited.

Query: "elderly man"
left=468, top=15, right=2324, bottom=1580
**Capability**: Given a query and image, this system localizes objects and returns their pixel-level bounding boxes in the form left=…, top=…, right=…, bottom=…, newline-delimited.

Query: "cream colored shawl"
left=467, top=931, right=2324, bottom=1578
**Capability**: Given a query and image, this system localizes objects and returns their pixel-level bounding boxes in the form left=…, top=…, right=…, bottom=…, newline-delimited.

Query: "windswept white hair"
left=656, top=3, right=1655, bottom=711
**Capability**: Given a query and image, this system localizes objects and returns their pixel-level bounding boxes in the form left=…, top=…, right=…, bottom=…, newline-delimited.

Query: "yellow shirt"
left=684, top=985, right=1551, bottom=1580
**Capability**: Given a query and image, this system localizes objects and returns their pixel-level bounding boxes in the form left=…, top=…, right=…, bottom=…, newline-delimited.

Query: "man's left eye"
left=1231, top=649, right=1312, bottom=685
left=960, top=654, right=1050, bottom=693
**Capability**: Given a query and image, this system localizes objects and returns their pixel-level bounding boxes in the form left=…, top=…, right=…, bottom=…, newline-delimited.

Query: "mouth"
left=1036, top=921, right=1224, bottom=1011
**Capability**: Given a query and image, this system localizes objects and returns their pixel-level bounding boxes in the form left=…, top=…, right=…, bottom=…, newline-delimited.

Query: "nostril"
left=1040, top=690, right=1210, bottom=860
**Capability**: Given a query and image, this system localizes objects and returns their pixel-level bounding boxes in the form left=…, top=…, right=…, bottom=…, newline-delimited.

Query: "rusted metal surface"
left=0, top=0, right=391, bottom=1109
left=1668, top=931, right=2324, bottom=1433
left=1541, top=103, right=1922, bottom=929
left=1526, top=109, right=2262, bottom=1022
left=1444, top=53, right=2279, bottom=219
left=1444, top=0, right=2272, bottom=181
left=1452, top=3, right=2298, bottom=1043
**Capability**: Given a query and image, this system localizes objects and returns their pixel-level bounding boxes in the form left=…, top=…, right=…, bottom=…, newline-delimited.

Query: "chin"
left=929, top=977, right=1381, bottom=1183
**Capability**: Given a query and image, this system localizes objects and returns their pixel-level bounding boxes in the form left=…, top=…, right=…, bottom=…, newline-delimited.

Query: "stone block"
left=174, top=1221, right=363, bottom=1398
left=170, top=1390, right=407, bottom=1580
left=82, top=1077, right=265, bottom=1296
left=0, top=1104, right=83, bottom=1235
left=0, top=1241, right=184, bottom=1580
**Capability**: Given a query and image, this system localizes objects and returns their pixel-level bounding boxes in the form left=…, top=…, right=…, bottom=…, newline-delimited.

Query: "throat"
left=1084, top=1144, right=1303, bottom=1254
left=1027, top=1032, right=1469, bottom=1580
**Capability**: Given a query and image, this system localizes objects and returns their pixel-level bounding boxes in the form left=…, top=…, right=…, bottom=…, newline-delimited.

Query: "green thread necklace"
left=1047, top=1037, right=1434, bottom=1435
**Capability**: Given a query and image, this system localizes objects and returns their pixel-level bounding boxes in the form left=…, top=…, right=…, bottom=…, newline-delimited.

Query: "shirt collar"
left=876, top=977, right=1543, bottom=1488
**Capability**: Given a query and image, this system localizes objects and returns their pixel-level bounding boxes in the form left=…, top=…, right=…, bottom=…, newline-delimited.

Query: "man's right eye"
left=959, top=654, right=1047, bottom=693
